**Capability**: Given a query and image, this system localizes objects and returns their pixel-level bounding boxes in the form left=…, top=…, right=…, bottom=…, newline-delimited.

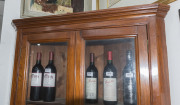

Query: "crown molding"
left=13, top=3, right=170, bottom=29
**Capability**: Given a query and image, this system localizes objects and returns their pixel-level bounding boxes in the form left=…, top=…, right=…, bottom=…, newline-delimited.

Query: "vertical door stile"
left=10, top=29, right=23, bottom=105
left=15, top=35, right=30, bottom=105
left=66, top=31, right=76, bottom=105
left=137, top=25, right=150, bottom=105
left=74, top=31, right=85, bottom=105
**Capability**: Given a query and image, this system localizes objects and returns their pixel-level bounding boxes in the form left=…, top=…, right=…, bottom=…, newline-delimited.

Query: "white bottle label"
left=43, top=73, right=56, bottom=87
left=87, top=72, right=93, bottom=76
left=104, top=78, right=117, bottom=101
left=31, top=73, right=42, bottom=87
left=106, top=72, right=113, bottom=76
left=126, top=72, right=133, bottom=78
left=45, top=68, right=51, bottom=72
left=86, top=78, right=97, bottom=99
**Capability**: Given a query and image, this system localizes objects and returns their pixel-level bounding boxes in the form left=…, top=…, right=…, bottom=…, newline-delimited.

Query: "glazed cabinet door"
left=14, top=31, right=76, bottom=105
left=75, top=26, right=150, bottom=105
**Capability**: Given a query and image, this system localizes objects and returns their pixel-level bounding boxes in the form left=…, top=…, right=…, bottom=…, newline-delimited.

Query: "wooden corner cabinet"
left=10, top=3, right=171, bottom=105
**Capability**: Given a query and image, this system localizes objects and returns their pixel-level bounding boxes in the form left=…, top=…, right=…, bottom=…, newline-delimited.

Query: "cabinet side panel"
left=148, top=16, right=171, bottom=105
left=148, top=17, right=161, bottom=105
left=10, top=29, right=23, bottom=105
left=156, top=17, right=171, bottom=105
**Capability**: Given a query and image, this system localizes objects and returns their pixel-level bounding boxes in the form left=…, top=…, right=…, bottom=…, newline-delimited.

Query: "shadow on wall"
left=0, top=0, right=5, bottom=41
left=179, top=9, right=180, bottom=20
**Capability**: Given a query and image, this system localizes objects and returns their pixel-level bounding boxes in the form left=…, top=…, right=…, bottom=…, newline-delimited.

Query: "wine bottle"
left=85, top=53, right=98, bottom=104
left=123, top=50, right=137, bottom=105
left=103, top=51, right=117, bottom=105
left=43, top=52, right=56, bottom=102
left=30, top=52, right=44, bottom=101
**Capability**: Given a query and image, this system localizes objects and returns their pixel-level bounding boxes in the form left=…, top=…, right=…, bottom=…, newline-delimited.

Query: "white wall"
left=84, top=0, right=97, bottom=11
left=165, top=0, right=180, bottom=105
left=111, top=0, right=156, bottom=8
left=0, top=0, right=180, bottom=105
left=0, top=0, right=21, bottom=105
left=99, top=0, right=157, bottom=9
left=84, top=0, right=92, bottom=11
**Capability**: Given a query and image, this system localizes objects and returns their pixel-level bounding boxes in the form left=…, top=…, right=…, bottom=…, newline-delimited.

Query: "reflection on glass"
left=85, top=38, right=137, bottom=105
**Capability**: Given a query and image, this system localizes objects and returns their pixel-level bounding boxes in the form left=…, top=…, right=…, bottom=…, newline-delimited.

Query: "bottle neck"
left=49, top=60, right=54, bottom=64
left=107, top=51, right=112, bottom=65
left=90, top=61, right=94, bottom=65
left=49, top=52, right=54, bottom=64
left=107, top=60, right=112, bottom=64
left=126, top=59, right=132, bottom=65
left=90, top=53, right=94, bottom=66
left=36, top=52, right=42, bottom=65
left=126, top=50, right=132, bottom=65
left=36, top=60, right=41, bottom=65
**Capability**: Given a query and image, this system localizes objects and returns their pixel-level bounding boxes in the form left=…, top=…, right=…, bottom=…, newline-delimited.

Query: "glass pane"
left=26, top=42, right=67, bottom=105
left=84, top=38, right=137, bottom=105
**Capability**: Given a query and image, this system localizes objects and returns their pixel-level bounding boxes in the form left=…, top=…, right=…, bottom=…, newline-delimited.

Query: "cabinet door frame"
left=11, top=31, right=76, bottom=105
left=74, top=25, right=150, bottom=105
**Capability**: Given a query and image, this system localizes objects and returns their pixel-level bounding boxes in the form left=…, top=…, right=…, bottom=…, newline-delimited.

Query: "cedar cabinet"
left=10, top=3, right=171, bottom=105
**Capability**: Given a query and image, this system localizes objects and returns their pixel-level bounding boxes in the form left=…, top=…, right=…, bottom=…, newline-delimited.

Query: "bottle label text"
left=31, top=73, right=42, bottom=87
left=43, top=73, right=56, bottom=87
left=86, top=78, right=97, bottom=99
left=104, top=78, right=117, bottom=101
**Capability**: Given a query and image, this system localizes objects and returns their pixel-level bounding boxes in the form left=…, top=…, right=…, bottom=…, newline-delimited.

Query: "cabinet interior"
left=26, top=42, right=67, bottom=105
left=85, top=38, right=136, bottom=104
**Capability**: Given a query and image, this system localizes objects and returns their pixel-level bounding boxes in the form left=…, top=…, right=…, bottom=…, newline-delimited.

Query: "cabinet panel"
left=75, top=26, right=150, bottom=105
left=85, top=38, right=136, bottom=105
left=14, top=32, right=76, bottom=105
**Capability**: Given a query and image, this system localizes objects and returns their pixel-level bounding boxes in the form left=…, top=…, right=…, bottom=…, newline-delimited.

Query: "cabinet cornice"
left=12, top=3, right=169, bottom=29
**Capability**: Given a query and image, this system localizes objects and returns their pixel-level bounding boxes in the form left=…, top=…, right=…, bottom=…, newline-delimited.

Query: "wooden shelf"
left=26, top=98, right=65, bottom=105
